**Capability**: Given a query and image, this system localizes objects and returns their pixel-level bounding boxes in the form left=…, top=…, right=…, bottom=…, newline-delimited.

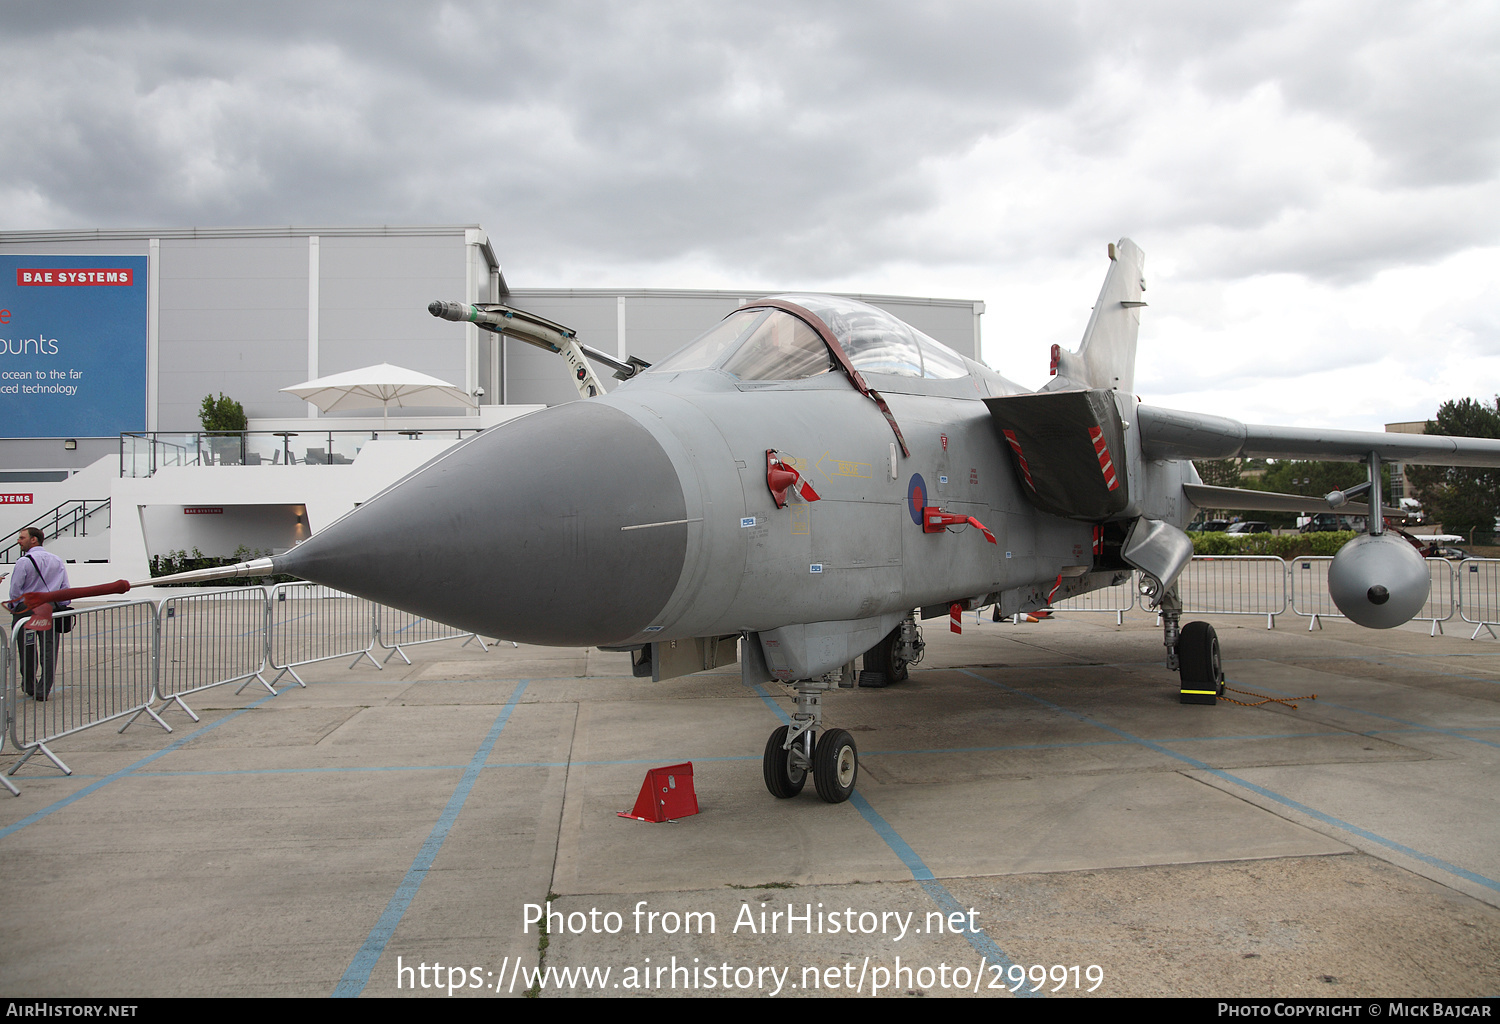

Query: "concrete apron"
left=0, top=610, right=1496, bottom=997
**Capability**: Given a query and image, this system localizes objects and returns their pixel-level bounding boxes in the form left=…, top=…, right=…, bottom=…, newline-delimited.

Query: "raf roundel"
left=907, top=473, right=927, bottom=526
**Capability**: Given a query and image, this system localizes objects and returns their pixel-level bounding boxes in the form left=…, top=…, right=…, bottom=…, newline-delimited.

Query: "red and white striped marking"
left=1088, top=426, right=1119, bottom=491
left=1002, top=430, right=1036, bottom=491
left=965, top=516, right=997, bottom=544
left=949, top=603, right=963, bottom=634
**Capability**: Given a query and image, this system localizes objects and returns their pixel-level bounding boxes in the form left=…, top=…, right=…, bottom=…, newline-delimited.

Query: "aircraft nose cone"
left=280, top=401, right=689, bottom=646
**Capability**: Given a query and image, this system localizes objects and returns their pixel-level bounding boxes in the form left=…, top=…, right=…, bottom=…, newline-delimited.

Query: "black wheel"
left=1177, top=621, right=1223, bottom=704
left=859, top=628, right=909, bottom=687
left=813, top=728, right=858, bottom=803
left=763, top=725, right=807, bottom=798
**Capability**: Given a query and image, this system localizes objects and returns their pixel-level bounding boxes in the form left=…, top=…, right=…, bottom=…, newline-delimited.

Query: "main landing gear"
left=1160, top=585, right=1224, bottom=705
left=1176, top=620, right=1224, bottom=704
left=762, top=664, right=859, bottom=804
left=858, top=618, right=924, bottom=688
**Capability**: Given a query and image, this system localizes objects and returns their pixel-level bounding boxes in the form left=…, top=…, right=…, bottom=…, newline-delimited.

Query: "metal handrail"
left=119, top=428, right=482, bottom=477
left=0, top=499, right=111, bottom=564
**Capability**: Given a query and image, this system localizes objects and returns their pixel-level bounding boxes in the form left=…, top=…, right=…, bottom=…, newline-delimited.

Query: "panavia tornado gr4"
left=131, top=239, right=1500, bottom=804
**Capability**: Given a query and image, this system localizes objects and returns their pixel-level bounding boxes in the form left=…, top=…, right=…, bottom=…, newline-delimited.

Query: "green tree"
left=1192, top=458, right=1241, bottom=488
left=1408, top=397, right=1500, bottom=543
left=199, top=392, right=247, bottom=432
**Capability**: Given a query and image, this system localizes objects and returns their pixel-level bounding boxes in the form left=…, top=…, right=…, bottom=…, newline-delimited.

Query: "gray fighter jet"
left=169, top=239, right=1500, bottom=804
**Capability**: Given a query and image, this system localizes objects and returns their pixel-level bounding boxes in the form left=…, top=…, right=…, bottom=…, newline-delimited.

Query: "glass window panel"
left=650, top=309, right=768, bottom=373
left=917, top=334, right=971, bottom=379
left=720, top=311, right=832, bottom=381
left=770, top=293, right=923, bottom=378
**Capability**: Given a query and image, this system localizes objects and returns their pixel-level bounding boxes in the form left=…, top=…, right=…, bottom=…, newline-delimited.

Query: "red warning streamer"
left=922, top=507, right=997, bottom=544
left=766, top=450, right=821, bottom=509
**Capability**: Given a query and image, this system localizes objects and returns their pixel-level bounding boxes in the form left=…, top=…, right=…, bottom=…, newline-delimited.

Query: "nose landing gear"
left=762, top=666, right=859, bottom=803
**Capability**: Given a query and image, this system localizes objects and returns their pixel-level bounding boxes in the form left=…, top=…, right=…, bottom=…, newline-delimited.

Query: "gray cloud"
left=3, top=0, right=1498, bottom=293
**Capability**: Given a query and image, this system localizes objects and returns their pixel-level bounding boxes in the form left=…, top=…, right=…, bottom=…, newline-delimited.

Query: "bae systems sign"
left=0, top=254, right=148, bottom=438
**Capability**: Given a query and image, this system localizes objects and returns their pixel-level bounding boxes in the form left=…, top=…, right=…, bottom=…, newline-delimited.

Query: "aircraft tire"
left=1177, top=621, right=1224, bottom=699
left=812, top=729, right=858, bottom=803
left=763, top=725, right=807, bottom=799
left=860, top=629, right=909, bottom=686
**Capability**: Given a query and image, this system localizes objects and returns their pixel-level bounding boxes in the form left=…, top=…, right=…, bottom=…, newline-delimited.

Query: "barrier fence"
left=8, top=601, right=161, bottom=778
left=156, top=587, right=270, bottom=722
left=3, top=589, right=494, bottom=792
left=1420, top=559, right=1458, bottom=636
left=1288, top=556, right=1339, bottom=628
left=0, top=644, right=16, bottom=796
left=1054, top=554, right=1472, bottom=636
left=376, top=605, right=489, bottom=664
left=1458, top=558, right=1500, bottom=639
left=268, top=583, right=380, bottom=686
left=1178, top=556, right=1288, bottom=628
left=1048, top=577, right=1135, bottom=624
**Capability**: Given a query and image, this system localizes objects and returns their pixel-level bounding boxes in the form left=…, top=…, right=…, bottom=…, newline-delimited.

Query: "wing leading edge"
left=1137, top=405, right=1500, bottom=467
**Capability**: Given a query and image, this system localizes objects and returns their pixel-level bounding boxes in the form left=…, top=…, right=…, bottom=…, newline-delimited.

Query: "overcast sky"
left=4, top=1, right=1498, bottom=430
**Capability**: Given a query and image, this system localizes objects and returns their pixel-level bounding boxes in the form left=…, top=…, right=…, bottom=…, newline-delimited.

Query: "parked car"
left=1426, top=544, right=1470, bottom=560
left=1299, top=513, right=1364, bottom=533
left=1225, top=521, right=1270, bottom=534
left=1188, top=519, right=1230, bottom=533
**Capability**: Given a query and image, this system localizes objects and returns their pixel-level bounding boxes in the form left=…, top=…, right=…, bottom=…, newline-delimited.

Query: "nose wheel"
left=762, top=725, right=859, bottom=803
left=762, top=672, right=860, bottom=803
left=763, top=724, right=808, bottom=798
left=813, top=728, right=858, bottom=803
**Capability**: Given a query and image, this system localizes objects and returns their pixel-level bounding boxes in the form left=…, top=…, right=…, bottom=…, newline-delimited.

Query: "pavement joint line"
left=331, top=679, right=529, bottom=999
left=1269, top=653, right=1500, bottom=687
left=957, top=667, right=1500, bottom=896
left=22, top=725, right=1414, bottom=783
left=0, top=684, right=295, bottom=841
left=748, top=683, right=1031, bottom=993
left=1222, top=677, right=1500, bottom=752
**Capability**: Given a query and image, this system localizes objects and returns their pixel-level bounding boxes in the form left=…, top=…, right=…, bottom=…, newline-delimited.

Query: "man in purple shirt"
left=6, top=528, right=71, bottom=700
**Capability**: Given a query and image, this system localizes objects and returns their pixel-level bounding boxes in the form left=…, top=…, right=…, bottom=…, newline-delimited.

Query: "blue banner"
left=0, top=254, right=149, bottom=438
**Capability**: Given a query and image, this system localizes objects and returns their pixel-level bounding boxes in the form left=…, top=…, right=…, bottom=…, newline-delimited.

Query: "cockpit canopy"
left=649, top=294, right=972, bottom=382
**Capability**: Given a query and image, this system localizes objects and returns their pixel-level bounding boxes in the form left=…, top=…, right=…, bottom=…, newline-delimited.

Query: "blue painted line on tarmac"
left=750, top=683, right=791, bottom=724
left=847, top=791, right=1030, bottom=993
left=0, top=685, right=293, bottom=841
left=331, top=680, right=528, bottom=999
left=959, top=668, right=1500, bottom=895
left=750, top=682, right=1032, bottom=994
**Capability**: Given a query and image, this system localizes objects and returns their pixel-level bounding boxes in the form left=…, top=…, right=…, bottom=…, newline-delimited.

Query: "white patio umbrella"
left=280, top=363, right=476, bottom=427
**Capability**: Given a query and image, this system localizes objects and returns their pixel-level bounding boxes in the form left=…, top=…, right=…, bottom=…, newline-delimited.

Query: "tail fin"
left=1047, top=238, right=1146, bottom=394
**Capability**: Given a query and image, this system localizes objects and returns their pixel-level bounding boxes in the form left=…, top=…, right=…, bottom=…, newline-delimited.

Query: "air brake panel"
left=983, top=389, right=1130, bottom=521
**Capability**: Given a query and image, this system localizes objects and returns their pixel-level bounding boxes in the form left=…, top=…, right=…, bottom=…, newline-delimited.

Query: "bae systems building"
left=0, top=225, right=983, bottom=578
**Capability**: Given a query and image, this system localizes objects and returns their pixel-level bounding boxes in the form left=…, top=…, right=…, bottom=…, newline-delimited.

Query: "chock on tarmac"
left=618, top=762, right=699, bottom=823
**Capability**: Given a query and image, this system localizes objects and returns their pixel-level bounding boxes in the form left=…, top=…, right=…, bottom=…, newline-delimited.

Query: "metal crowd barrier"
left=153, top=587, right=271, bottom=722
left=375, top=605, right=490, bottom=663
left=1179, top=555, right=1288, bottom=628
left=1418, top=558, right=1458, bottom=636
left=266, top=582, right=380, bottom=686
left=1458, top=558, right=1500, bottom=640
left=0, top=587, right=497, bottom=785
left=1049, top=577, right=1135, bottom=624
left=1288, top=557, right=1341, bottom=629
left=7, top=601, right=162, bottom=778
left=0, top=640, right=17, bottom=795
